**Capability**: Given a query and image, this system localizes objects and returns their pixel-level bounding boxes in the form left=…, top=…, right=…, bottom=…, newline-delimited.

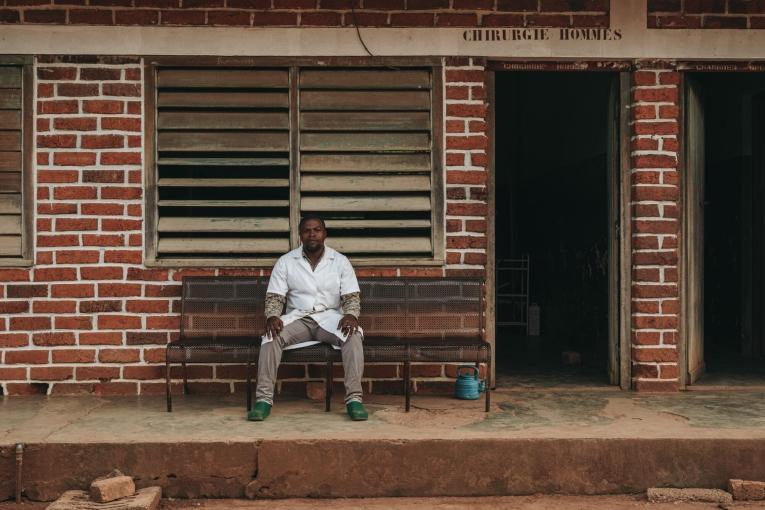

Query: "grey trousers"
left=255, top=316, right=364, bottom=405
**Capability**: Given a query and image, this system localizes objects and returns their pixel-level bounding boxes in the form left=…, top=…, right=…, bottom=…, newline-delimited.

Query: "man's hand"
left=338, top=314, right=359, bottom=337
left=265, top=316, right=283, bottom=339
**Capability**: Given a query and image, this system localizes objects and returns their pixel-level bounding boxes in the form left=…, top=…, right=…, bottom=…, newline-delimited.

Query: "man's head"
left=299, top=214, right=327, bottom=253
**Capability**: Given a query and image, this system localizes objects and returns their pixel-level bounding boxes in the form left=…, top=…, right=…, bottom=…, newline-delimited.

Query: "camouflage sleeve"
left=264, top=292, right=286, bottom=319
left=341, top=291, right=361, bottom=319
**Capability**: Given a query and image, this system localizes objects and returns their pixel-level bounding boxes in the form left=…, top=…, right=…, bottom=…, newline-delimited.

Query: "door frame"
left=678, top=72, right=689, bottom=389
left=679, top=72, right=706, bottom=388
left=617, top=71, right=633, bottom=390
left=485, top=64, right=632, bottom=389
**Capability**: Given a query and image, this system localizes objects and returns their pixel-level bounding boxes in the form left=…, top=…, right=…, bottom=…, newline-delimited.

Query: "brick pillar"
left=25, top=57, right=146, bottom=395
left=630, top=69, right=681, bottom=391
left=444, top=58, right=488, bottom=278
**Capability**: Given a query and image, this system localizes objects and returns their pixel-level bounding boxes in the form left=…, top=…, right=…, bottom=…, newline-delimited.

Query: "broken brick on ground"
left=729, top=479, right=765, bottom=501
left=90, top=471, right=136, bottom=504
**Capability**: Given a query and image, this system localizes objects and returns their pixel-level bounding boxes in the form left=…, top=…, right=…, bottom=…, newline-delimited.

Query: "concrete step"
left=3, top=437, right=765, bottom=501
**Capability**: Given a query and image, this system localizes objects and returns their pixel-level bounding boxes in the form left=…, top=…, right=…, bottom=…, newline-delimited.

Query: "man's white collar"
left=290, top=245, right=336, bottom=260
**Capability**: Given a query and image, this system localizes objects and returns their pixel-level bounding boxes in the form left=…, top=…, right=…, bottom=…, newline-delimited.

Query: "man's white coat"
left=261, top=245, right=361, bottom=350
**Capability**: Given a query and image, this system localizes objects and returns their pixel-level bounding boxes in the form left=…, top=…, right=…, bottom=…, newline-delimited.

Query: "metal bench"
left=166, top=276, right=492, bottom=412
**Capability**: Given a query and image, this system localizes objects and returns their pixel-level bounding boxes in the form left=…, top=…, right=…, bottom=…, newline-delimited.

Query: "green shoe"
left=247, top=401, right=271, bottom=421
left=346, top=401, right=368, bottom=421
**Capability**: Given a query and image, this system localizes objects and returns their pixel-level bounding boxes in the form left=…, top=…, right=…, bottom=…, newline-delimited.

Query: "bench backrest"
left=181, top=277, right=268, bottom=340
left=358, top=278, right=483, bottom=341
left=180, top=276, right=483, bottom=342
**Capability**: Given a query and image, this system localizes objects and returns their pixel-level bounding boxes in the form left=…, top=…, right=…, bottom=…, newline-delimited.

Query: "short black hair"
left=299, top=214, right=326, bottom=231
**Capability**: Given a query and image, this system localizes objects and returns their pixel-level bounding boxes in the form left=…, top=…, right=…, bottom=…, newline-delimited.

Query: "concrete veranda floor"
left=3, top=387, right=765, bottom=442
left=3, top=388, right=765, bottom=501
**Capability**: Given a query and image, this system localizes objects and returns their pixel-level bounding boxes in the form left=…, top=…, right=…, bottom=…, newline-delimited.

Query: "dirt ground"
left=161, top=497, right=765, bottom=510
left=5, top=495, right=765, bottom=510
left=162, top=496, right=765, bottom=510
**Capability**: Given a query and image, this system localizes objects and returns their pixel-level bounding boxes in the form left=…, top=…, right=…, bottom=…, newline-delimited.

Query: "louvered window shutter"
left=0, top=65, right=27, bottom=262
left=149, top=63, right=442, bottom=265
left=154, top=68, right=291, bottom=259
left=298, top=68, right=436, bottom=259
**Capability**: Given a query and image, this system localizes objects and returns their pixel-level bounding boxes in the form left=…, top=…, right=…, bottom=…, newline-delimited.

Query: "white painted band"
left=1, top=1, right=765, bottom=60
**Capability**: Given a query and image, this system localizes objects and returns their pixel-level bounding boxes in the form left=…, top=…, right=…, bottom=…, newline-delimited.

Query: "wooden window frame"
left=0, top=56, right=33, bottom=267
left=144, top=57, right=445, bottom=267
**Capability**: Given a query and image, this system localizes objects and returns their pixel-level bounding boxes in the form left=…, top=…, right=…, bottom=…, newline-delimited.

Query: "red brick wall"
left=0, top=1, right=609, bottom=27
left=0, top=56, right=491, bottom=397
left=444, top=58, right=488, bottom=276
left=648, top=0, right=765, bottom=28
left=629, top=68, right=681, bottom=391
left=0, top=56, right=700, bottom=396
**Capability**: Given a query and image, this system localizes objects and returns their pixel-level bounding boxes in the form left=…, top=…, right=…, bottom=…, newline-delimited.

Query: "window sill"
left=145, top=256, right=444, bottom=268
left=0, top=258, right=33, bottom=267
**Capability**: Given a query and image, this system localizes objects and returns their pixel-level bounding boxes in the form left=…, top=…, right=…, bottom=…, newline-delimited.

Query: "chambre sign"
left=462, top=27, right=623, bottom=43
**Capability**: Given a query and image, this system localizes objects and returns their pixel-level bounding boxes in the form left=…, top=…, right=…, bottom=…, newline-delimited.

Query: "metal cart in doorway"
left=496, top=255, right=530, bottom=334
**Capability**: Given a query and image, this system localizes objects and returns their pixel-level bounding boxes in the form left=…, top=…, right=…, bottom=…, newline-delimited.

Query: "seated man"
left=248, top=214, right=368, bottom=422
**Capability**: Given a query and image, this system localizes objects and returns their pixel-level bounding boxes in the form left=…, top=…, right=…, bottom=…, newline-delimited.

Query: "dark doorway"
left=687, top=73, right=765, bottom=387
left=494, top=72, right=618, bottom=387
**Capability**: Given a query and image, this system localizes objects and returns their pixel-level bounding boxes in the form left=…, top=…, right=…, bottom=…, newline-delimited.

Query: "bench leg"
left=485, top=352, right=492, bottom=413
left=246, top=356, right=253, bottom=412
left=325, top=361, right=333, bottom=412
left=404, top=361, right=411, bottom=412
left=181, top=359, right=189, bottom=395
left=165, top=353, right=172, bottom=412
